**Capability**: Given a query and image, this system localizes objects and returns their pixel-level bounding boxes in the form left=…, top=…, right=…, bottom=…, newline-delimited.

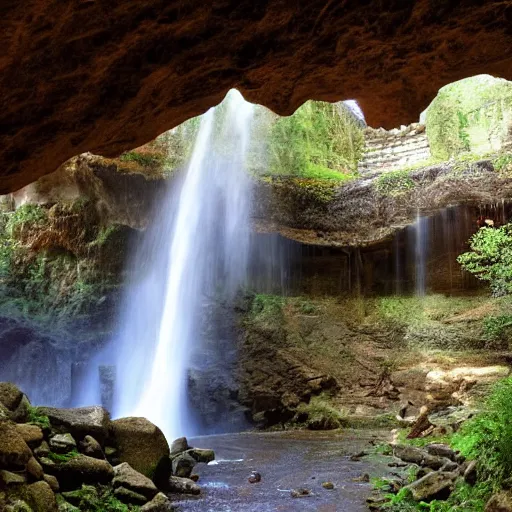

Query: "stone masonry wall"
left=358, top=123, right=431, bottom=174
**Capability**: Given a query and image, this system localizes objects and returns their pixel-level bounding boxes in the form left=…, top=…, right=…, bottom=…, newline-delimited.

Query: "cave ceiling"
left=1, top=0, right=511, bottom=193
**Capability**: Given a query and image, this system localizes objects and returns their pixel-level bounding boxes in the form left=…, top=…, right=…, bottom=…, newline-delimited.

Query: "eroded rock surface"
left=1, top=1, right=512, bottom=192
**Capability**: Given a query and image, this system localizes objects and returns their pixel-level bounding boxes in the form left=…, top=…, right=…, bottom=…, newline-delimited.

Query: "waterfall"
left=414, top=211, right=429, bottom=296
left=110, top=90, right=254, bottom=440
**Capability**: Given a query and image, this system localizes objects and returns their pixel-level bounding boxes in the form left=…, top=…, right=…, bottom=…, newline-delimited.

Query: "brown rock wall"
left=1, top=1, right=512, bottom=192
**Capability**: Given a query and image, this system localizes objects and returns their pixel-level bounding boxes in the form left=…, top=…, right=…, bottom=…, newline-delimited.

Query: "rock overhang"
left=1, top=0, right=511, bottom=193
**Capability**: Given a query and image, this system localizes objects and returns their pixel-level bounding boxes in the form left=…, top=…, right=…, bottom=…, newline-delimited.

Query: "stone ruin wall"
left=358, top=123, right=431, bottom=174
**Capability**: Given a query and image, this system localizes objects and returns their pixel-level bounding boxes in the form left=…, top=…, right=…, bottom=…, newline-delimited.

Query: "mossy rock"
left=110, top=417, right=170, bottom=480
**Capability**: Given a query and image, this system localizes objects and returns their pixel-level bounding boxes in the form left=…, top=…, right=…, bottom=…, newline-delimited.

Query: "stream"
left=173, top=430, right=394, bottom=512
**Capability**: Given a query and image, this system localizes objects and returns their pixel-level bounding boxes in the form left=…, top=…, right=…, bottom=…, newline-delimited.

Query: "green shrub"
left=483, top=315, right=512, bottom=342
left=494, top=153, right=512, bottom=174
left=453, top=377, right=512, bottom=486
left=376, top=169, right=415, bottom=196
left=295, top=395, right=344, bottom=430
left=457, top=224, right=512, bottom=296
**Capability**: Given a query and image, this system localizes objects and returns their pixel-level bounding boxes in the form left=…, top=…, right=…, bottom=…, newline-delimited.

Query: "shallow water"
left=174, top=430, right=394, bottom=512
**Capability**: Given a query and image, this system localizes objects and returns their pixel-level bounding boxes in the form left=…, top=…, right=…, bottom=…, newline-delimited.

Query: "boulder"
left=170, top=438, right=189, bottom=456
left=0, top=469, right=26, bottom=485
left=0, top=382, right=23, bottom=411
left=79, top=435, right=104, bottom=459
left=26, top=456, right=44, bottom=480
left=49, top=434, right=77, bottom=454
left=27, top=481, right=58, bottom=512
left=11, top=395, right=31, bottom=423
left=113, top=486, right=148, bottom=505
left=40, top=453, right=113, bottom=490
left=186, top=448, right=215, bottom=464
left=141, top=492, right=176, bottom=512
left=113, top=463, right=158, bottom=499
left=43, top=474, right=59, bottom=492
left=393, top=445, right=450, bottom=470
left=15, top=424, right=43, bottom=448
left=166, top=476, right=201, bottom=495
left=405, top=471, right=457, bottom=502
left=171, top=452, right=196, bottom=478
left=38, top=406, right=110, bottom=444
left=111, top=417, right=170, bottom=479
left=34, top=441, right=50, bottom=458
left=426, top=444, right=458, bottom=461
left=0, top=421, right=33, bottom=469
left=6, top=499, right=32, bottom=511
left=486, top=492, right=512, bottom=512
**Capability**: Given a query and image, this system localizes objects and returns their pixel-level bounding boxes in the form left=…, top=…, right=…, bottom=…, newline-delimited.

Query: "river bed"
left=172, top=429, right=394, bottom=512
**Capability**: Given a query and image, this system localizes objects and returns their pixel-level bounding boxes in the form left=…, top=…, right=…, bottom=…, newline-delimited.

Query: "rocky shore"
left=0, top=382, right=214, bottom=511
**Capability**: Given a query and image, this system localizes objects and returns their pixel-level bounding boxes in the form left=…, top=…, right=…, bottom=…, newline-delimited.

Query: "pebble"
left=322, top=481, right=335, bottom=489
left=248, top=471, right=261, bottom=484
left=291, top=488, right=312, bottom=498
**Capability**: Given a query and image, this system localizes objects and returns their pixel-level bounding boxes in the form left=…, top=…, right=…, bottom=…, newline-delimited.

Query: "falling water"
left=414, top=211, right=429, bottom=296
left=110, top=90, right=254, bottom=440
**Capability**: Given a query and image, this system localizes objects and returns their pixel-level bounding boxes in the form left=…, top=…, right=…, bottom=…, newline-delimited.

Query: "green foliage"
left=58, top=485, right=140, bottom=512
left=426, top=75, right=512, bottom=160
left=295, top=395, right=344, bottom=430
left=249, top=294, right=285, bottom=322
left=266, top=101, right=364, bottom=178
left=47, top=449, right=80, bottom=463
left=452, top=377, right=512, bottom=485
left=5, top=204, right=47, bottom=237
left=27, top=406, right=50, bottom=429
left=457, top=224, right=512, bottom=296
left=376, top=169, right=416, bottom=196
left=493, top=153, right=512, bottom=174
left=296, top=299, right=319, bottom=315
left=119, top=151, right=164, bottom=168
left=483, top=315, right=512, bottom=343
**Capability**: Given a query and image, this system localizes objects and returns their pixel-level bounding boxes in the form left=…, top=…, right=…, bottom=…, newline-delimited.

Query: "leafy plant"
left=57, top=485, right=140, bottom=512
left=47, top=449, right=80, bottom=463
left=27, top=406, right=51, bottom=429
left=457, top=224, right=512, bottom=296
left=483, top=315, right=512, bottom=343
left=493, top=153, right=512, bottom=174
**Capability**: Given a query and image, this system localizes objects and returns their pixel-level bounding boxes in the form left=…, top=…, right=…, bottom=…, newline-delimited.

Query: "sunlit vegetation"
left=375, top=169, right=416, bottom=196
left=56, top=485, right=140, bottom=512
left=457, top=223, right=512, bottom=296
left=265, top=101, right=364, bottom=179
left=426, top=75, right=512, bottom=160
left=382, top=377, right=512, bottom=511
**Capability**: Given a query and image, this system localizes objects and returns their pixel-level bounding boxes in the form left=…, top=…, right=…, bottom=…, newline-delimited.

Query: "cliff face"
left=1, top=1, right=512, bottom=192
left=0, top=155, right=167, bottom=406
left=254, top=159, right=512, bottom=247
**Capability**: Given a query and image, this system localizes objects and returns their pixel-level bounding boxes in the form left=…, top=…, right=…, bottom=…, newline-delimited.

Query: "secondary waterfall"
left=111, top=90, right=254, bottom=440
